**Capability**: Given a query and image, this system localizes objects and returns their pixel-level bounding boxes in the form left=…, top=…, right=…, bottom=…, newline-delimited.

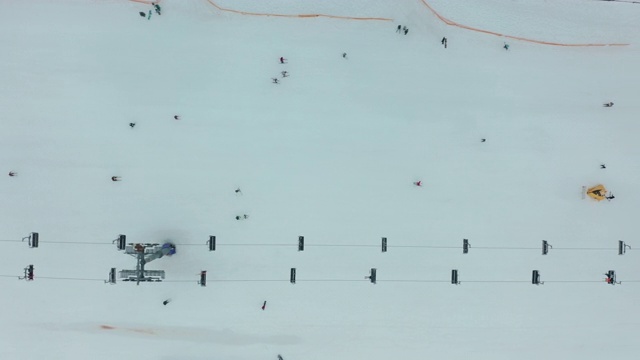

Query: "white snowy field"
left=1, top=0, right=639, bottom=359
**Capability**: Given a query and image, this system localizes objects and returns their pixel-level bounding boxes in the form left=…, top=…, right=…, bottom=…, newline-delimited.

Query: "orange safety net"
left=418, top=0, right=628, bottom=47
left=204, top=0, right=392, bottom=21
left=130, top=0, right=161, bottom=4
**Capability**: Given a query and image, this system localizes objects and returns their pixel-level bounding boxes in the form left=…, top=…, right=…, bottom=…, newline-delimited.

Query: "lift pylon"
left=119, top=242, right=176, bottom=284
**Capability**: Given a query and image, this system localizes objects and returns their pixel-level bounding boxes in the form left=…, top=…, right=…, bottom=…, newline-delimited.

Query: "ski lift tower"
left=118, top=242, right=176, bottom=284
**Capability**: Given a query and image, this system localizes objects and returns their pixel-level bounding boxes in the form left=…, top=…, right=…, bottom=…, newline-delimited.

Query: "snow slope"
left=1, top=0, right=639, bottom=359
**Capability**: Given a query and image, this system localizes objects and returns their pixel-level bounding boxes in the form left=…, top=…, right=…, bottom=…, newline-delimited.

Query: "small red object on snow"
left=261, top=301, right=267, bottom=310
left=413, top=181, right=422, bottom=186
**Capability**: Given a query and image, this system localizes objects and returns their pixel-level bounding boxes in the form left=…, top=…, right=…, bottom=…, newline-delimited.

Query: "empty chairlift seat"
left=199, top=271, right=207, bottom=287
left=532, top=270, right=542, bottom=285
left=451, top=269, right=459, bottom=285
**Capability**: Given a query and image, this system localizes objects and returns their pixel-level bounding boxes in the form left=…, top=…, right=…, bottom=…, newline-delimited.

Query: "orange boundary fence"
left=418, top=0, right=628, bottom=47
left=128, top=0, right=627, bottom=46
left=130, top=0, right=161, bottom=4
left=204, top=0, right=392, bottom=21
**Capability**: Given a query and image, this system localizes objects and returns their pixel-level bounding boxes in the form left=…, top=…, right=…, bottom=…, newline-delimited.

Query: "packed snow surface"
left=1, top=0, right=639, bottom=359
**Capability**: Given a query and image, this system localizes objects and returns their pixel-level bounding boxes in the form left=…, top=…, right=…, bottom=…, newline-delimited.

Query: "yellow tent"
left=586, top=184, right=607, bottom=201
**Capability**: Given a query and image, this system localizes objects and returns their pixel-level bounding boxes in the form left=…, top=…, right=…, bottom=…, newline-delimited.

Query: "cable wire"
left=5, top=240, right=626, bottom=252
left=3, top=274, right=639, bottom=284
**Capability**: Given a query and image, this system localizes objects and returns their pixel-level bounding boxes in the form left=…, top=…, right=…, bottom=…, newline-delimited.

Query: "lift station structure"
left=115, top=235, right=176, bottom=284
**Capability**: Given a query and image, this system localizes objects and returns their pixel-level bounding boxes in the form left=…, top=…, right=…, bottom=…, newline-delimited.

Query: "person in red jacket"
left=413, top=180, right=422, bottom=187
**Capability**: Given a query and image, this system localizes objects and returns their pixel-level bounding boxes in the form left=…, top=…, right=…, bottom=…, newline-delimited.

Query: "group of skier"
left=396, top=25, right=409, bottom=35
left=272, top=57, right=290, bottom=84
left=272, top=52, right=347, bottom=84
left=139, top=2, right=161, bottom=20
left=234, top=187, right=250, bottom=220
left=395, top=25, right=510, bottom=51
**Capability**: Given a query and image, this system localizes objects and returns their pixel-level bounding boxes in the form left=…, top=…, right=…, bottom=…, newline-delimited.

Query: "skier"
left=441, top=37, right=447, bottom=48
left=404, top=28, right=409, bottom=35
left=281, top=71, right=288, bottom=78
left=148, top=10, right=152, bottom=20
left=481, top=138, right=486, bottom=142
left=278, top=355, right=284, bottom=360
left=163, top=299, right=171, bottom=305
left=8, top=171, right=16, bottom=177
left=600, top=164, right=606, bottom=169
left=396, top=25, right=401, bottom=33
left=603, top=102, right=614, bottom=107
left=413, top=181, right=422, bottom=187
left=272, top=78, right=279, bottom=84
left=129, top=122, right=136, bottom=128
left=111, top=176, right=121, bottom=182
left=279, top=57, right=286, bottom=64
left=235, top=188, right=242, bottom=194
left=174, top=115, right=180, bottom=120
left=261, top=301, right=267, bottom=310
left=235, top=214, right=249, bottom=220
left=606, top=193, right=615, bottom=201
left=152, top=3, right=161, bottom=15
left=139, top=11, right=146, bottom=17
left=503, top=43, right=509, bottom=50
left=342, top=52, right=347, bottom=59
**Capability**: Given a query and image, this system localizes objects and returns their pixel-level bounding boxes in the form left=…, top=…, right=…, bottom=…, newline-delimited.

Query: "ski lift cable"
left=4, top=274, right=640, bottom=284
left=472, top=246, right=539, bottom=250
left=1, top=240, right=627, bottom=250
left=1, top=235, right=633, bottom=252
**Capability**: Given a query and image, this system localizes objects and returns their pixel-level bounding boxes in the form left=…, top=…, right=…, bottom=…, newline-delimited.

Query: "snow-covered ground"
left=1, top=1, right=639, bottom=359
